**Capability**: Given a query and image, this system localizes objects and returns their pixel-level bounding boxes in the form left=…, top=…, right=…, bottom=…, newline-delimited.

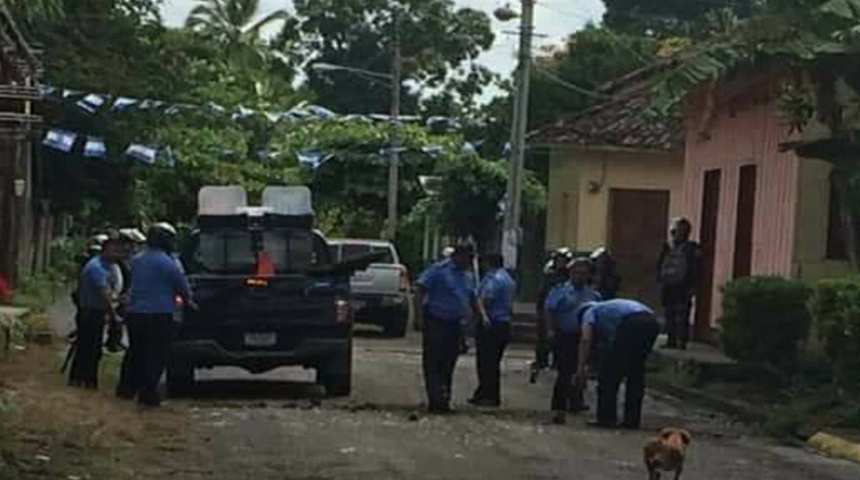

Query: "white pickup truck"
left=328, top=239, right=411, bottom=337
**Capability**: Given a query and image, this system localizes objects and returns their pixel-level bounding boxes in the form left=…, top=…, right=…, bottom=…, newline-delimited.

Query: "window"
left=190, top=229, right=330, bottom=274
left=827, top=183, right=848, bottom=260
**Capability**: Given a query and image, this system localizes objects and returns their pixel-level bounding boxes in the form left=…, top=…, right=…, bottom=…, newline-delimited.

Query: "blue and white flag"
left=297, top=148, right=324, bottom=168
left=38, top=84, right=55, bottom=97
left=305, top=105, right=336, bottom=119
left=77, top=94, right=107, bottom=114
left=125, top=144, right=159, bottom=165
left=232, top=106, right=256, bottom=120
left=421, top=144, right=445, bottom=156
left=112, top=97, right=138, bottom=112
left=138, top=100, right=165, bottom=111
left=83, top=136, right=107, bottom=158
left=42, top=129, right=77, bottom=153
left=264, top=111, right=283, bottom=123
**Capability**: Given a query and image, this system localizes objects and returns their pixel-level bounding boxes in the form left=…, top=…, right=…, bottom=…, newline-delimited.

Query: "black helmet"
left=146, top=222, right=178, bottom=251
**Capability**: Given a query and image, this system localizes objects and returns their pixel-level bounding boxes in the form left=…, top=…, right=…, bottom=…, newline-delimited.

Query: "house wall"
left=546, top=146, right=684, bottom=251
left=683, top=81, right=801, bottom=326
left=794, top=158, right=852, bottom=281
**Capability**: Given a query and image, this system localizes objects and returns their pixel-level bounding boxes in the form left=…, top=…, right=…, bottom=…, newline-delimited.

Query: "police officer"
left=575, top=299, right=660, bottom=429
left=118, top=223, right=193, bottom=407
left=69, top=231, right=123, bottom=389
left=544, top=258, right=601, bottom=424
left=531, top=247, right=572, bottom=383
left=469, top=253, right=516, bottom=408
left=417, top=242, right=489, bottom=414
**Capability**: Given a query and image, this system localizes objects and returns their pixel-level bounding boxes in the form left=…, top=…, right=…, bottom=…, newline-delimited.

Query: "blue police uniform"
left=117, top=248, right=192, bottom=406
left=417, top=259, right=477, bottom=411
left=581, top=299, right=659, bottom=428
left=69, top=255, right=117, bottom=388
left=471, top=268, right=516, bottom=405
left=544, top=282, right=601, bottom=415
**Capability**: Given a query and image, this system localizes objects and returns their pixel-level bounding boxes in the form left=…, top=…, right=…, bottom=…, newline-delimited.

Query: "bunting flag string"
left=37, top=82, right=499, bottom=168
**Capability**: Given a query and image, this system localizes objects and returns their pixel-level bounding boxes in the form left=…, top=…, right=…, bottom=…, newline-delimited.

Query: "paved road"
left=167, top=330, right=859, bottom=480
left=43, top=301, right=860, bottom=479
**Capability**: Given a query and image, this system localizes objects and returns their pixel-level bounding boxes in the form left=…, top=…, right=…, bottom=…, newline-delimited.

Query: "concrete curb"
left=806, top=432, right=860, bottom=466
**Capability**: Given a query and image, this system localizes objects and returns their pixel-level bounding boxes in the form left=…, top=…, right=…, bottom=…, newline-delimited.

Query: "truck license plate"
left=244, top=332, right=277, bottom=347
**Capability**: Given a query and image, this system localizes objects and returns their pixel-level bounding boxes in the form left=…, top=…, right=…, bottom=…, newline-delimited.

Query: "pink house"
left=681, top=73, right=851, bottom=339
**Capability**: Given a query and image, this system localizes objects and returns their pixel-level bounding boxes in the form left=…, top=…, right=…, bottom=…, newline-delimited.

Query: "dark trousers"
left=68, top=309, right=106, bottom=387
left=597, top=312, right=659, bottom=428
left=551, top=332, right=585, bottom=412
left=473, top=321, right=511, bottom=403
left=664, top=299, right=692, bottom=348
left=534, top=312, right=550, bottom=369
left=119, top=313, right=175, bottom=406
left=422, top=313, right=463, bottom=409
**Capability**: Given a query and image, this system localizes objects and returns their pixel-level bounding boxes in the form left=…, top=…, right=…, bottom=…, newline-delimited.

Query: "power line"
left=533, top=65, right=615, bottom=100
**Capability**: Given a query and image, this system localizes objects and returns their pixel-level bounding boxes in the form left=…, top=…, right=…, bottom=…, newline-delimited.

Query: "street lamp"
left=496, top=0, right=535, bottom=271
left=310, top=55, right=403, bottom=243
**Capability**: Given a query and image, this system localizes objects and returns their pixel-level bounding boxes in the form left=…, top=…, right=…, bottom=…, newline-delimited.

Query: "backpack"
left=660, top=243, right=692, bottom=287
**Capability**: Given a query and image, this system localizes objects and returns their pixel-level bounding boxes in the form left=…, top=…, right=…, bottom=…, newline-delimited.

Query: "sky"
left=160, top=0, right=607, bottom=76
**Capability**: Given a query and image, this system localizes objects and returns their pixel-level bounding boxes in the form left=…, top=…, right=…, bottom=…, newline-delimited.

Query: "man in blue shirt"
left=117, top=223, right=193, bottom=407
left=469, top=253, right=516, bottom=407
left=69, top=232, right=123, bottom=389
left=417, top=242, right=488, bottom=414
left=544, top=258, right=601, bottom=424
left=575, top=299, right=660, bottom=429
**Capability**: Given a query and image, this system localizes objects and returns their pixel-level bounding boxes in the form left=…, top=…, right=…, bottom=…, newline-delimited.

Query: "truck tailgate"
left=350, top=264, right=402, bottom=296
left=186, top=275, right=343, bottom=326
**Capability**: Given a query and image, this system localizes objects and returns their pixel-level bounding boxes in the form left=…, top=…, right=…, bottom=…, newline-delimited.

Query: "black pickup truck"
left=169, top=210, right=375, bottom=397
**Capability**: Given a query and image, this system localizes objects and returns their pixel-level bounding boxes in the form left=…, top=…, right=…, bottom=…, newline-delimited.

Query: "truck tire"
left=166, top=362, right=195, bottom=397
left=318, top=349, right=352, bottom=397
left=384, top=309, right=408, bottom=338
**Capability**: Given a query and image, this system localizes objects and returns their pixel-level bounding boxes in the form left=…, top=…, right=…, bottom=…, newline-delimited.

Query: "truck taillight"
left=399, top=268, right=410, bottom=292
left=335, top=298, right=350, bottom=324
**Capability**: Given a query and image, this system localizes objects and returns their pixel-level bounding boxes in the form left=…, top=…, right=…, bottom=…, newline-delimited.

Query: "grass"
left=652, top=356, right=860, bottom=439
left=0, top=344, right=209, bottom=479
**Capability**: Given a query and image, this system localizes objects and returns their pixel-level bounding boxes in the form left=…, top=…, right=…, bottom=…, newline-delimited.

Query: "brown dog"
left=643, top=427, right=692, bottom=480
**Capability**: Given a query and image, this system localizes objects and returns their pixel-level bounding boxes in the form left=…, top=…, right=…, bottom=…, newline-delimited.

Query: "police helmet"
left=119, top=228, right=147, bottom=244
left=146, top=222, right=178, bottom=251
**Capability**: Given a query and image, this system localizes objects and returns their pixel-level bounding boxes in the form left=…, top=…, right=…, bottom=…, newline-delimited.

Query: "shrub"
left=809, top=278, right=860, bottom=395
left=720, top=276, right=811, bottom=377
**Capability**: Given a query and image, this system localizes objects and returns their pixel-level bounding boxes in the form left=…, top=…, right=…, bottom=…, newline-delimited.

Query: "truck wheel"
left=166, top=362, right=195, bottom=397
left=318, top=352, right=352, bottom=397
left=384, top=310, right=408, bottom=338
left=323, top=373, right=352, bottom=397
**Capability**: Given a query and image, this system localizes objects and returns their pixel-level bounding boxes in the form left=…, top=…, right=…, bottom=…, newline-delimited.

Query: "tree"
left=603, top=0, right=760, bottom=38
left=294, top=0, right=494, bottom=115
left=528, top=24, right=657, bottom=129
left=185, top=0, right=295, bottom=68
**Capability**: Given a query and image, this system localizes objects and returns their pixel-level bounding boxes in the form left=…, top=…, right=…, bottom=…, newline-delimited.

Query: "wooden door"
left=608, top=189, right=670, bottom=308
left=696, top=169, right=721, bottom=340
left=733, top=165, right=757, bottom=278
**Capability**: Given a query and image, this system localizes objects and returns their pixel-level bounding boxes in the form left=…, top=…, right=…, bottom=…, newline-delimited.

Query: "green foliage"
left=809, top=277, right=860, bottom=394
left=529, top=24, right=657, bottom=128
left=720, top=276, right=811, bottom=377
left=185, top=0, right=297, bottom=71
left=603, top=0, right=760, bottom=38
left=294, top=0, right=495, bottom=114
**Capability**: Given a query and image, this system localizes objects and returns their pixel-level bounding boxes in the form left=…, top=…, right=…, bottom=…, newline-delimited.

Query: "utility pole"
left=502, top=0, right=535, bottom=271
left=386, top=9, right=402, bottom=241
